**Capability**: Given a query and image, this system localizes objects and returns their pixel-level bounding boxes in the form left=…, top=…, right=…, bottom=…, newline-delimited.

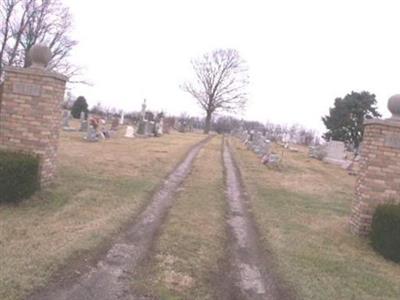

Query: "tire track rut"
left=28, top=136, right=213, bottom=300
left=223, top=138, right=292, bottom=300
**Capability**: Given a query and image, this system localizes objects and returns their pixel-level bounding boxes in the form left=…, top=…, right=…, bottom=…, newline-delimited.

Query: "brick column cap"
left=4, top=66, right=68, bottom=82
left=364, top=118, right=400, bottom=129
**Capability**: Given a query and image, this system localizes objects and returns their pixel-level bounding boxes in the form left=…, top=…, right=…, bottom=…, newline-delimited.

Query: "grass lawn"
left=133, top=136, right=227, bottom=300
left=230, top=137, right=400, bottom=300
left=0, top=127, right=205, bottom=300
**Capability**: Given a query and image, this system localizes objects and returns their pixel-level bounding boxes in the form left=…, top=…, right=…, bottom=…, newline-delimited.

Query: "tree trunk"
left=204, top=111, right=212, bottom=134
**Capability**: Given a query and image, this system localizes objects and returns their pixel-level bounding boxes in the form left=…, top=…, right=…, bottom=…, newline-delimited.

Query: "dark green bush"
left=370, top=203, right=400, bottom=263
left=0, top=150, right=39, bottom=203
left=71, top=96, right=88, bottom=119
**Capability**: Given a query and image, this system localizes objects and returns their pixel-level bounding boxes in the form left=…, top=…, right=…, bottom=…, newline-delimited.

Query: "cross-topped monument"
left=141, top=99, right=147, bottom=121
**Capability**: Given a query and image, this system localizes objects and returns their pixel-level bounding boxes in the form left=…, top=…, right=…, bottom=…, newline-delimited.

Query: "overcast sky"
left=65, top=0, right=399, bottom=133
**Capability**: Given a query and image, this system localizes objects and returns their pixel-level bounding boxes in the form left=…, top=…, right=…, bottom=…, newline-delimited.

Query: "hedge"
left=0, top=150, right=39, bottom=203
left=370, top=203, right=400, bottom=263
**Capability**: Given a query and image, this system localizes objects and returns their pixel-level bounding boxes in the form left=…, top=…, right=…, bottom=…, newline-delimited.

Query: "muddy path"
left=28, top=136, right=213, bottom=300
left=223, top=138, right=292, bottom=300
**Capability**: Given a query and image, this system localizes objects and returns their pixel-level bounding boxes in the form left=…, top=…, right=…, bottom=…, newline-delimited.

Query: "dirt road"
left=28, top=136, right=213, bottom=300
left=28, top=135, right=292, bottom=300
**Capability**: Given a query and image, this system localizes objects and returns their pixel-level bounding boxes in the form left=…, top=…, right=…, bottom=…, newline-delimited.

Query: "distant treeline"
left=213, top=116, right=320, bottom=145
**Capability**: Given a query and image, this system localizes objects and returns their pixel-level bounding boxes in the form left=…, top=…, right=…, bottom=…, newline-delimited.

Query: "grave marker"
left=125, top=126, right=135, bottom=138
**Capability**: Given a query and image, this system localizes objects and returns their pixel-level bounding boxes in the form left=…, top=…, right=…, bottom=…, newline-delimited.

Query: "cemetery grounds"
left=0, top=127, right=399, bottom=299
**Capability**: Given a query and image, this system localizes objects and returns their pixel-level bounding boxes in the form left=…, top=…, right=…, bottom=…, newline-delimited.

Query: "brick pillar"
left=350, top=95, right=400, bottom=235
left=0, top=45, right=67, bottom=186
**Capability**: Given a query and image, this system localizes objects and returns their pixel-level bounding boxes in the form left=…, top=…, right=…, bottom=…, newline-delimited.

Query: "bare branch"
left=0, top=0, right=80, bottom=83
left=182, top=49, right=249, bottom=133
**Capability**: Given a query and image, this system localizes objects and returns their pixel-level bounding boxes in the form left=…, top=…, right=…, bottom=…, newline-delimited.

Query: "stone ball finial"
left=388, top=94, right=400, bottom=121
left=28, top=44, right=52, bottom=68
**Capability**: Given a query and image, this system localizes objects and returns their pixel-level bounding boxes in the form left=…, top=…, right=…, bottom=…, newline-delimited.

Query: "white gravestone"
left=125, top=126, right=135, bottom=138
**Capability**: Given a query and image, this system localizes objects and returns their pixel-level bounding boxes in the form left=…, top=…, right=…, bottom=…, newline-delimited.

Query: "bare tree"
left=182, top=49, right=249, bottom=134
left=0, top=0, right=78, bottom=80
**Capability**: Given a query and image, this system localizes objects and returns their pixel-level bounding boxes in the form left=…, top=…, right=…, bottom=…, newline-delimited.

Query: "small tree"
left=322, top=91, right=381, bottom=149
left=182, top=49, right=249, bottom=134
left=71, top=96, right=88, bottom=119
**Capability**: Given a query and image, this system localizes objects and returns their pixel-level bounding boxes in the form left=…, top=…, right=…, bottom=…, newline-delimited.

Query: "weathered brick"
left=350, top=121, right=400, bottom=235
left=0, top=66, right=67, bottom=186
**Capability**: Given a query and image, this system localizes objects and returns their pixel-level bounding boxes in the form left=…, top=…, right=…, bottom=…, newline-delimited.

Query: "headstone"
left=248, top=131, right=271, bottom=157
left=124, top=126, right=135, bottom=138
left=155, top=120, right=163, bottom=137
left=249, top=130, right=254, bottom=141
left=269, top=154, right=281, bottom=166
left=241, top=130, right=250, bottom=144
left=84, top=126, right=98, bottom=142
left=62, top=110, right=73, bottom=130
left=80, top=120, right=88, bottom=132
left=119, top=112, right=124, bottom=125
left=153, top=113, right=164, bottom=137
left=136, top=100, right=158, bottom=137
left=262, top=153, right=280, bottom=167
left=77, top=111, right=87, bottom=132
left=136, top=120, right=148, bottom=135
left=309, top=145, right=326, bottom=160
left=145, top=111, right=155, bottom=122
left=98, top=119, right=110, bottom=139
left=148, top=121, right=155, bottom=136
left=322, top=140, right=349, bottom=167
left=62, top=111, right=69, bottom=127
left=141, top=99, right=147, bottom=121
left=163, top=120, right=171, bottom=134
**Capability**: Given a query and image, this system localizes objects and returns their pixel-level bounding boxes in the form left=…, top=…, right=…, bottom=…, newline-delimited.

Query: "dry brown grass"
left=252, top=143, right=355, bottom=197
left=133, top=136, right=227, bottom=300
left=231, top=138, right=400, bottom=300
left=0, top=127, right=205, bottom=300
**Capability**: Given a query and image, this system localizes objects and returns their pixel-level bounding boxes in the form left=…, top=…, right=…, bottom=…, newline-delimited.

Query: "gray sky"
left=65, top=0, right=399, bottom=133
